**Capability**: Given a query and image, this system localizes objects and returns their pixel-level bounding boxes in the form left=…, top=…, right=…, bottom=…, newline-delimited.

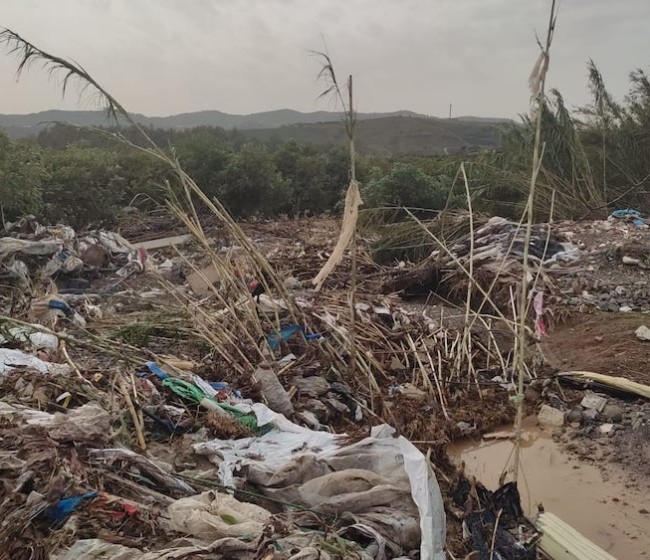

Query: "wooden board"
left=131, top=234, right=192, bottom=251
left=536, top=512, right=617, bottom=560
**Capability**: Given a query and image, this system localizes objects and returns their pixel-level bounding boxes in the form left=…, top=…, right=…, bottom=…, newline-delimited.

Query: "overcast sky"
left=1, top=0, right=649, bottom=119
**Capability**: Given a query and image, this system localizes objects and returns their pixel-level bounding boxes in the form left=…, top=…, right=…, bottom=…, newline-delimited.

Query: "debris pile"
left=382, top=216, right=580, bottom=313
left=0, top=215, right=151, bottom=303
left=0, top=215, right=538, bottom=559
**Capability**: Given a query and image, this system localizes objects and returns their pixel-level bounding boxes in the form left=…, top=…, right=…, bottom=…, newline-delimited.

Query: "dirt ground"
left=542, top=312, right=650, bottom=384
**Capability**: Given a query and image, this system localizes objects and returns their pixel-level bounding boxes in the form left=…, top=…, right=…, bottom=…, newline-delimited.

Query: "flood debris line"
left=0, top=214, right=543, bottom=560
left=3, top=209, right=650, bottom=557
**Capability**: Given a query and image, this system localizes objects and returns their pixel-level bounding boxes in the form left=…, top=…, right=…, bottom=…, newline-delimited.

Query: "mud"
left=449, top=421, right=650, bottom=560
left=542, top=312, right=650, bottom=384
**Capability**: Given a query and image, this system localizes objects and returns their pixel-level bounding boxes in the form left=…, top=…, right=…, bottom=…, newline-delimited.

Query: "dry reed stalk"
left=489, top=508, right=504, bottom=560
left=347, top=76, right=360, bottom=382
left=513, top=0, right=558, bottom=482
left=117, top=375, right=146, bottom=451
left=426, top=352, right=449, bottom=417
left=58, top=339, right=92, bottom=387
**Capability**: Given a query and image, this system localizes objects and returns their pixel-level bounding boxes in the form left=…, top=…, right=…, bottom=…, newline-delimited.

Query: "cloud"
left=1, top=0, right=649, bottom=118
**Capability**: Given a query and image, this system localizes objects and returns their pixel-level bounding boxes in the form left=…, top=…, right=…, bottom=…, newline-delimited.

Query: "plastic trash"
left=0, top=326, right=58, bottom=350
left=167, top=490, right=272, bottom=540
left=143, top=361, right=170, bottom=379
left=41, top=491, right=98, bottom=528
left=609, top=208, right=647, bottom=227
left=0, top=348, right=70, bottom=376
left=161, top=377, right=258, bottom=430
left=254, top=368, right=294, bottom=416
left=194, top=408, right=446, bottom=560
left=266, top=324, right=322, bottom=351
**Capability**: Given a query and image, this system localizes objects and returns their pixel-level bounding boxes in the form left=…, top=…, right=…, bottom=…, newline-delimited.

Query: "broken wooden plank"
left=186, top=263, right=220, bottom=295
left=536, top=512, right=616, bottom=560
left=558, top=370, right=650, bottom=400
left=131, top=234, right=192, bottom=251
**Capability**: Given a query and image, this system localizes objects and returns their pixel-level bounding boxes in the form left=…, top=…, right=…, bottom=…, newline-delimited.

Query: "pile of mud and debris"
left=2, top=208, right=649, bottom=559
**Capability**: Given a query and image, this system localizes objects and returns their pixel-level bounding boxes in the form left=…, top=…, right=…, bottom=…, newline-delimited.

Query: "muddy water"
left=449, top=422, right=650, bottom=560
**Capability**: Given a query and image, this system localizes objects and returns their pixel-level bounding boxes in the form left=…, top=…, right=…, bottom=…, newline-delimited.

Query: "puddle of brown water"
left=449, top=422, right=650, bottom=560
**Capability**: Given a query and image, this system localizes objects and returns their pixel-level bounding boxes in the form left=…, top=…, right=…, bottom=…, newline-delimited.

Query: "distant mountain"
left=0, top=108, right=507, bottom=155
left=0, top=108, right=429, bottom=139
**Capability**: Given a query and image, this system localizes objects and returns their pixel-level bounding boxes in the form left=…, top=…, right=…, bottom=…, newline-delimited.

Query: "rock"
left=538, top=404, right=565, bottom=428
left=602, top=404, right=624, bottom=423
left=620, top=305, right=633, bottom=313
left=622, top=255, right=641, bottom=266
left=524, top=386, right=541, bottom=403
left=567, top=406, right=583, bottom=423
left=456, top=421, right=475, bottom=435
left=581, top=392, right=607, bottom=412
left=635, top=325, right=650, bottom=341
left=599, top=423, right=614, bottom=434
left=582, top=409, right=599, bottom=423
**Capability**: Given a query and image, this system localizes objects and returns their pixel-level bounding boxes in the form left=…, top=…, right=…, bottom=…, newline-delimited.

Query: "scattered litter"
left=168, top=490, right=272, bottom=540
left=609, top=208, right=647, bottom=228
left=186, top=263, right=221, bottom=295
left=0, top=348, right=70, bottom=376
left=5, top=211, right=640, bottom=558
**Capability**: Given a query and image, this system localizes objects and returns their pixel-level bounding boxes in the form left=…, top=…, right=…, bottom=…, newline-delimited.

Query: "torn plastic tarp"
left=0, top=237, right=62, bottom=257
left=0, top=348, right=71, bottom=376
left=193, top=403, right=446, bottom=560
left=0, top=326, right=58, bottom=350
left=167, top=490, right=272, bottom=540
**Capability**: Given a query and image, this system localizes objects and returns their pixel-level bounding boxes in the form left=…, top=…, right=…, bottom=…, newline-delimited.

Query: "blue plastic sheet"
left=42, top=491, right=98, bottom=527
left=144, top=361, right=170, bottom=380
left=266, top=324, right=322, bottom=350
left=610, top=208, right=646, bottom=227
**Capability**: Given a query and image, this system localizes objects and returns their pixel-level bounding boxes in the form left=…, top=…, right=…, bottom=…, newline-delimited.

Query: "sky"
left=1, top=0, right=649, bottom=119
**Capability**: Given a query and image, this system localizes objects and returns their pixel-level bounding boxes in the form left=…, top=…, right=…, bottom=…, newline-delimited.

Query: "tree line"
left=1, top=59, right=649, bottom=227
